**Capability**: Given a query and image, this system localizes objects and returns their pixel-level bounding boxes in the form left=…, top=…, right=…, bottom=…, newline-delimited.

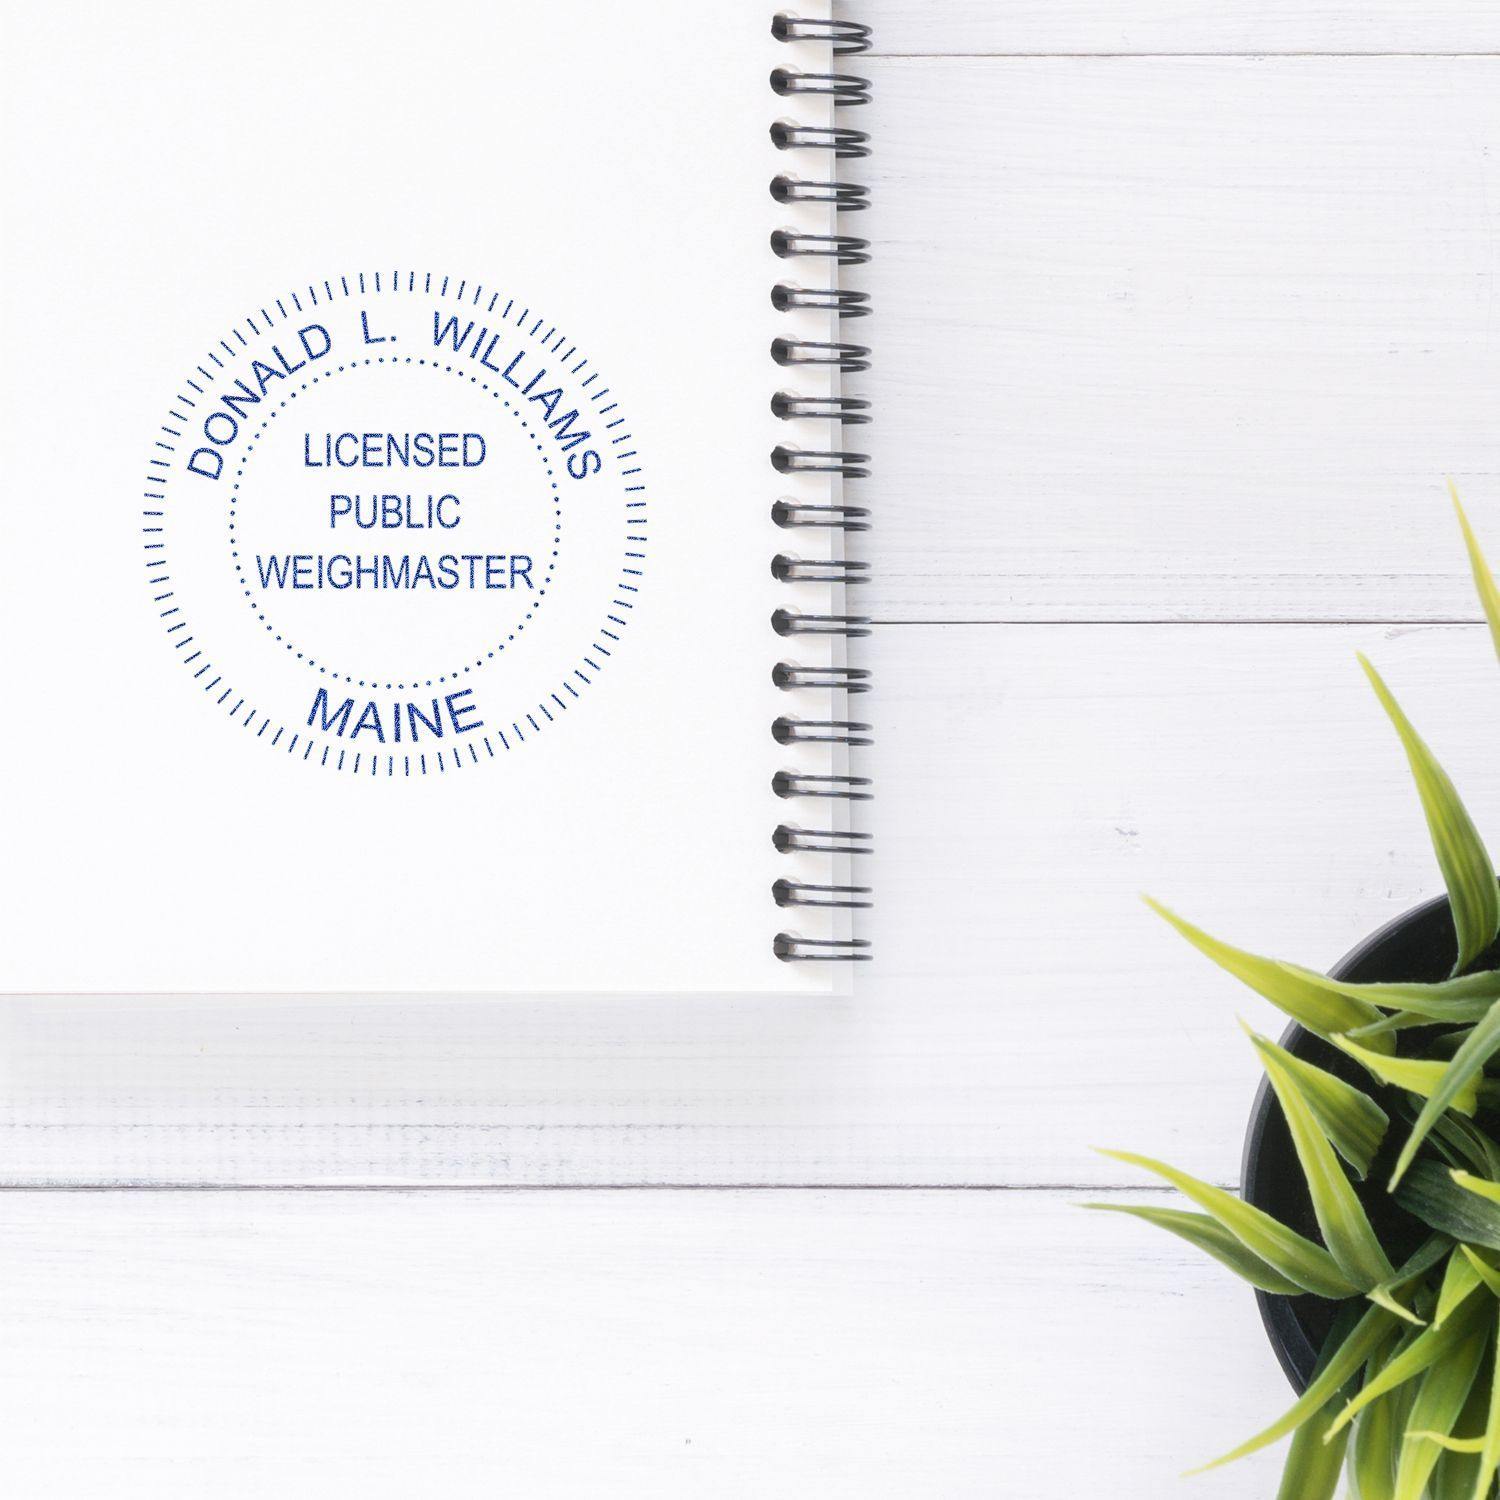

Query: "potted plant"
left=1098, top=490, right=1500, bottom=1498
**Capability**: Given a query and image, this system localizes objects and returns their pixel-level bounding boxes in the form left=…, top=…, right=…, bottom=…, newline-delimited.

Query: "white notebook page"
left=0, top=0, right=854, bottom=993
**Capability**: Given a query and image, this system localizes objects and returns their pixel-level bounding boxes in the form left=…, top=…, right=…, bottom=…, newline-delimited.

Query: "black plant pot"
left=1240, top=894, right=1460, bottom=1393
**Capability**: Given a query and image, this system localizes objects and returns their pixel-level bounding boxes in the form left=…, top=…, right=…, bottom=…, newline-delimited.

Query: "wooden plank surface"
left=7, top=621, right=1490, bottom=1188
left=855, top=1, right=1500, bottom=55
left=856, top=56, right=1500, bottom=621
left=19, top=22, right=1500, bottom=1500
left=0, top=1188, right=1286, bottom=1499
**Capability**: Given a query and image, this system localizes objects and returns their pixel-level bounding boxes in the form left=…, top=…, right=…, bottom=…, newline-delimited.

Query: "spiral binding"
left=772, top=391, right=871, bottom=420
left=774, top=826, right=873, bottom=858
left=773, top=716, right=874, bottom=747
left=772, top=553, right=869, bottom=584
left=774, top=879, right=874, bottom=911
left=771, top=229, right=869, bottom=265
left=771, top=14, right=872, bottom=965
left=769, top=123, right=870, bottom=159
left=772, top=499, right=869, bottom=532
left=772, top=662, right=871, bottom=693
left=772, top=771, right=872, bottom=801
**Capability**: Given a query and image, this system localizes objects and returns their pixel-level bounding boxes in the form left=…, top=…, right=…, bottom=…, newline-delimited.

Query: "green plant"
left=1098, top=489, right=1500, bottom=1498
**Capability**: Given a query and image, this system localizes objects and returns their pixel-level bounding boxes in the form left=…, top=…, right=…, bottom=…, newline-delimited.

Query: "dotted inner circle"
left=227, top=357, right=563, bottom=691
left=143, top=268, right=650, bottom=777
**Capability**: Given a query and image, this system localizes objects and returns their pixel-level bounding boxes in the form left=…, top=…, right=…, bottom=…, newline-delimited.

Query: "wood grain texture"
left=854, top=56, right=1500, bottom=621
left=853, top=1, right=1500, bottom=56
left=20, top=27, right=1500, bottom=1500
left=0, top=1188, right=1286, bottom=1499
left=7, top=621, right=1494, bottom=1188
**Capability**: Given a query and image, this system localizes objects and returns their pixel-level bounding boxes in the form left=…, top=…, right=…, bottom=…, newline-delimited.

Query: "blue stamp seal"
left=144, top=271, right=648, bottom=775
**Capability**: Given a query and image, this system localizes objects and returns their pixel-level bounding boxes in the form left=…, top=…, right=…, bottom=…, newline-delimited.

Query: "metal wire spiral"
left=773, top=716, right=874, bottom=748
left=771, top=499, right=870, bottom=532
left=770, top=68, right=872, bottom=105
left=771, top=16, right=872, bottom=963
left=772, top=662, right=872, bottom=693
left=772, top=392, right=871, bottom=424
left=772, top=771, right=873, bottom=801
left=772, top=607, right=872, bottom=639
left=773, top=879, right=874, bottom=911
left=774, top=826, right=873, bottom=858
left=772, top=446, right=870, bottom=479
left=770, top=229, right=869, bottom=265
left=774, top=933, right=875, bottom=961
left=770, top=122, right=870, bottom=158
left=770, top=17, right=872, bottom=53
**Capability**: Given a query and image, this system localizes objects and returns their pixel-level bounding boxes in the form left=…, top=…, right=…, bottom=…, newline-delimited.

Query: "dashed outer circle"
left=142, top=269, right=648, bottom=776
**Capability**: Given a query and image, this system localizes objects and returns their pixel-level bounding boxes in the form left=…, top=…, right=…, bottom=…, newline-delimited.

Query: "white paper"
left=0, top=0, right=853, bottom=993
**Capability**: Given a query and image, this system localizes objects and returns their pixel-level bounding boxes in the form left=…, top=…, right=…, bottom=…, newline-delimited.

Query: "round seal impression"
left=143, top=271, right=647, bottom=775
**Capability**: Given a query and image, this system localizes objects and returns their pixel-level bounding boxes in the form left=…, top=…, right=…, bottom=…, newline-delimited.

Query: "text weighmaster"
left=183, top=304, right=605, bottom=751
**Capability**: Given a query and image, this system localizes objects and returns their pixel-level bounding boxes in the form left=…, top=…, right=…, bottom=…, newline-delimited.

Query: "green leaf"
left=1276, top=1303, right=1369, bottom=1500
left=1187, top=1302, right=1396, bottom=1474
left=1080, top=1202, right=1304, bottom=1294
left=1468, top=1301, right=1500, bottom=1500
left=1251, top=1026, right=1394, bottom=1288
left=1246, top=1029, right=1388, bottom=1179
left=1369, top=1287, right=1430, bottom=1328
left=1434, top=1442, right=1484, bottom=1500
left=1349, top=1016, right=1446, bottom=1047
left=1145, top=900, right=1387, bottom=1041
left=1392, top=1327, right=1488, bottom=1500
left=1434, top=1445, right=1483, bottom=1500
left=1452, top=483, right=1500, bottom=666
left=1392, top=1003, right=1500, bottom=1189
left=1368, top=1236, right=1453, bottom=1328
left=1349, top=972, right=1500, bottom=1022
left=1430, top=1117, right=1484, bottom=1175
left=1435, top=1031, right=1477, bottom=1059
left=1327, top=1295, right=1487, bottom=1439
left=1347, top=971, right=1500, bottom=1027
left=1411, top=1433, right=1487, bottom=1455
left=1369, top=1236, right=1455, bottom=1325
left=1454, top=1171, right=1500, bottom=1207
left=1435, top=1115, right=1500, bottom=1179
left=1351, top=1347, right=1409, bottom=1500
left=1394, top=1234, right=1457, bottom=1286
left=1464, top=1128, right=1500, bottom=1188
left=1359, top=654, right=1500, bottom=975
left=1351, top=1013, right=1467, bottom=1047
left=1344, top=978, right=1500, bottom=1038
left=1335, top=1035, right=1481, bottom=1116
left=1462, top=1246, right=1500, bottom=1300
left=1428, top=1364, right=1491, bottom=1500
left=1398, top=1162, right=1500, bottom=1252
left=1097, top=1149, right=1360, bottom=1298
left=1275, top=1381, right=1350, bottom=1500
left=1437, top=1250, right=1486, bottom=1330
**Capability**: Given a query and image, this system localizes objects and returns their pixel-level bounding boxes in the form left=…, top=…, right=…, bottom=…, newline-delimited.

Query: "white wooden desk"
left=7, top=4, right=1500, bottom=1493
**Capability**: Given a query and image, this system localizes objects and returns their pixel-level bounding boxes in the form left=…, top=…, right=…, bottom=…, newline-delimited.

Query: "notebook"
left=0, top=2, right=873, bottom=993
